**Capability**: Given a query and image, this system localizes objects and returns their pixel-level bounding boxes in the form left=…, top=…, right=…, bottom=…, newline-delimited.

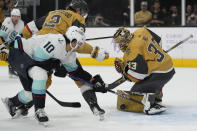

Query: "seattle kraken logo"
left=9, top=31, right=18, bottom=41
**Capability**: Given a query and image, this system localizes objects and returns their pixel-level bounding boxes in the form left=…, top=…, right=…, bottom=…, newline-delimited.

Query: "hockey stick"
left=67, top=74, right=141, bottom=103
left=105, top=77, right=126, bottom=89
left=107, top=90, right=143, bottom=105
left=46, top=90, right=81, bottom=108
left=68, top=74, right=126, bottom=90
left=86, top=36, right=113, bottom=41
left=165, top=34, right=193, bottom=53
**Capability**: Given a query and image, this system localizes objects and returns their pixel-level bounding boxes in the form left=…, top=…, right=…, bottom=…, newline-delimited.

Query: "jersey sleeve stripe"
left=127, top=69, right=148, bottom=80
left=126, top=72, right=142, bottom=81
left=25, top=25, right=33, bottom=35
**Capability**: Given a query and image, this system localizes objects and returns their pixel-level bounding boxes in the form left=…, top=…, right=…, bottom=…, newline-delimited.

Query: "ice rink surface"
left=0, top=66, right=197, bottom=131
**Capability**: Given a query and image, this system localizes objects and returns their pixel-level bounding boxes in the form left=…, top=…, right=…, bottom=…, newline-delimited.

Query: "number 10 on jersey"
left=44, top=42, right=55, bottom=53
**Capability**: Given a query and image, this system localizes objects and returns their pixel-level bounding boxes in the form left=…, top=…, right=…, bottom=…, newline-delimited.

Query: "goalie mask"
left=113, top=27, right=133, bottom=52
left=65, top=26, right=85, bottom=52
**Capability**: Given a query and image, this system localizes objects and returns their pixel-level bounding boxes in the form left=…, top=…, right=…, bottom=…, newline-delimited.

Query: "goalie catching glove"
left=114, top=58, right=125, bottom=73
left=91, top=46, right=109, bottom=62
left=114, top=58, right=131, bottom=82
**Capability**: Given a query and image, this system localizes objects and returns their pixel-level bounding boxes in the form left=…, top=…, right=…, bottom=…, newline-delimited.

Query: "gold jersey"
left=22, top=10, right=93, bottom=54
left=38, top=10, right=92, bottom=54
left=38, top=10, right=85, bottom=35
left=123, top=27, right=174, bottom=82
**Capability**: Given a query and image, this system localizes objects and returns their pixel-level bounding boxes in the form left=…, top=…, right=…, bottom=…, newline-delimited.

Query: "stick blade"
left=59, top=102, right=81, bottom=108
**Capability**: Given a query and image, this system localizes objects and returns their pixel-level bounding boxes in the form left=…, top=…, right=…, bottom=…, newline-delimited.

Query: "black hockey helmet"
left=68, top=0, right=89, bottom=18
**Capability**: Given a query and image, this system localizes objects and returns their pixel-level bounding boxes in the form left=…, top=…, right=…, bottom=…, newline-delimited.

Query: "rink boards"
left=0, top=27, right=197, bottom=67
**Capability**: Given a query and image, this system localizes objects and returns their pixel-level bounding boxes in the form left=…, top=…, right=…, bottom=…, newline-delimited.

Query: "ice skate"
left=16, top=101, right=33, bottom=117
left=1, top=97, right=19, bottom=118
left=35, top=108, right=49, bottom=126
left=1, top=97, right=31, bottom=118
left=144, top=103, right=167, bottom=115
left=91, top=104, right=105, bottom=121
left=142, top=93, right=166, bottom=115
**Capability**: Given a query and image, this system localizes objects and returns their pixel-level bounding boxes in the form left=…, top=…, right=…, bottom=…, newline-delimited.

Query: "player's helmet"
left=68, top=0, right=89, bottom=18
left=11, top=8, right=21, bottom=17
left=113, top=27, right=133, bottom=52
left=65, top=26, right=86, bottom=52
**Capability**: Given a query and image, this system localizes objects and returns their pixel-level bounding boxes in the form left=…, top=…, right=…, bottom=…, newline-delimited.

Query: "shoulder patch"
left=58, top=38, right=64, bottom=44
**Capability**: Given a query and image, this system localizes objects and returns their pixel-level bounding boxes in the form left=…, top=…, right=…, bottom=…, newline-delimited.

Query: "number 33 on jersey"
left=123, top=27, right=173, bottom=82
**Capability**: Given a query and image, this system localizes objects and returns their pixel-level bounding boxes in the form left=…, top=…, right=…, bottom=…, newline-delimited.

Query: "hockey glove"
left=91, top=74, right=107, bottom=93
left=114, top=58, right=125, bottom=74
left=0, top=47, right=9, bottom=61
left=0, top=52, right=8, bottom=61
left=91, top=46, right=109, bottom=62
left=54, top=65, right=68, bottom=77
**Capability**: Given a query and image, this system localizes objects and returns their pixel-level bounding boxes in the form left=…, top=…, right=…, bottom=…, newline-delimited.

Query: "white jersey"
left=0, top=17, right=24, bottom=43
left=16, top=33, right=78, bottom=72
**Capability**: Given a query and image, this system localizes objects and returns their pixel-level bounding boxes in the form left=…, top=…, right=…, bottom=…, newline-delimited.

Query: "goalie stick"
left=107, top=90, right=143, bottom=105
left=46, top=90, right=81, bottom=108
left=165, top=34, right=193, bottom=53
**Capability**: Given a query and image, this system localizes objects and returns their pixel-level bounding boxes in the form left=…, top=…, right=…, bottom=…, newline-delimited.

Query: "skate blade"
left=12, top=109, right=23, bottom=119
left=99, top=114, right=105, bottom=121
left=39, top=121, right=48, bottom=127
left=146, top=107, right=167, bottom=115
left=9, top=75, right=18, bottom=79
left=93, top=108, right=105, bottom=121
left=1, top=98, right=24, bottom=119
left=35, top=116, right=49, bottom=127
left=1, top=98, right=11, bottom=115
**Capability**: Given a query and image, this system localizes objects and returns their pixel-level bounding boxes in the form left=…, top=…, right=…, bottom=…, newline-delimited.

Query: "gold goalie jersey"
left=123, top=27, right=174, bottom=82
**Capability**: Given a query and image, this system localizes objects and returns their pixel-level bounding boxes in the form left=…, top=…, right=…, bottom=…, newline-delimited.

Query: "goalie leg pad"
left=117, top=90, right=144, bottom=113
